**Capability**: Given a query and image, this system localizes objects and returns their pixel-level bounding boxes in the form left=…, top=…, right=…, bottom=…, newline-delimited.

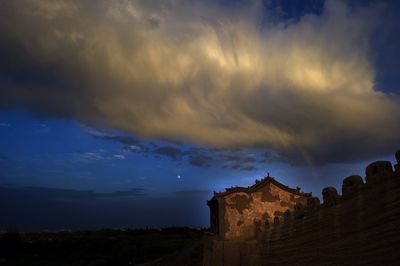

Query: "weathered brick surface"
left=208, top=177, right=311, bottom=240
left=222, top=182, right=309, bottom=239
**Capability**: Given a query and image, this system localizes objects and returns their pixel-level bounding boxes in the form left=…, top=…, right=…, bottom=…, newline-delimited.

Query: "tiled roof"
left=211, top=177, right=312, bottom=198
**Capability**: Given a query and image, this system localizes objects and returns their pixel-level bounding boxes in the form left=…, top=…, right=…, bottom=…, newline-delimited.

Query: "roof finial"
left=267, top=172, right=270, bottom=177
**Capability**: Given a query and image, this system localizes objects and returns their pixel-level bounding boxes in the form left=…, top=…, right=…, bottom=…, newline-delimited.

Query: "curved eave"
left=211, top=177, right=312, bottom=199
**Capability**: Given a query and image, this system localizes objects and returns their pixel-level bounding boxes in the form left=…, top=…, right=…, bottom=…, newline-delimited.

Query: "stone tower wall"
left=220, top=182, right=309, bottom=240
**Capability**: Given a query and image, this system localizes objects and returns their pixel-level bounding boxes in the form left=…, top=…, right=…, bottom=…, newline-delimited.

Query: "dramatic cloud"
left=0, top=0, right=399, bottom=164
left=153, top=146, right=184, bottom=160
left=92, top=132, right=262, bottom=170
left=219, top=153, right=259, bottom=170
left=189, top=155, right=213, bottom=167
left=80, top=150, right=128, bottom=162
left=94, top=135, right=140, bottom=146
left=91, top=133, right=261, bottom=170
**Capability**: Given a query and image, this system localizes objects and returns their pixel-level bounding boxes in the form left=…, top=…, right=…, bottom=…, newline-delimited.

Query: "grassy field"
left=0, top=227, right=206, bottom=266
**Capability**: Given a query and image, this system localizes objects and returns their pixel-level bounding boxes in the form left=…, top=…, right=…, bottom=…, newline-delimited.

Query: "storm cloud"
left=0, top=0, right=399, bottom=165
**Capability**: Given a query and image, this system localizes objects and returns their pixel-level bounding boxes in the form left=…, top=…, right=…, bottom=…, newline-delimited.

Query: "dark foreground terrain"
left=0, top=227, right=206, bottom=266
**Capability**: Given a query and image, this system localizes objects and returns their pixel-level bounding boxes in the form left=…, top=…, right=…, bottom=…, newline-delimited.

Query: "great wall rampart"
left=202, top=150, right=400, bottom=265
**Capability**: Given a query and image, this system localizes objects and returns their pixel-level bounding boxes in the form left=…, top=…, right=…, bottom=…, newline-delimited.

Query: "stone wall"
left=220, top=182, right=309, bottom=240
left=203, top=153, right=400, bottom=265
left=150, top=151, right=400, bottom=266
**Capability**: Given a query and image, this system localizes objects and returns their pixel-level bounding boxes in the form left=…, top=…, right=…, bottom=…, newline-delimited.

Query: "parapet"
left=322, top=187, right=340, bottom=207
left=365, top=161, right=394, bottom=184
left=307, top=197, right=320, bottom=208
left=305, top=197, right=320, bottom=215
left=342, top=175, right=364, bottom=197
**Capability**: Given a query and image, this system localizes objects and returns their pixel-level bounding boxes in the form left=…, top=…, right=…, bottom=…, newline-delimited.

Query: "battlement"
left=254, top=151, right=400, bottom=229
left=204, top=150, right=400, bottom=265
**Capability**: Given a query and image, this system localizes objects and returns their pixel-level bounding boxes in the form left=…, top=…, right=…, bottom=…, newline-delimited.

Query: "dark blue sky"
left=2, top=109, right=395, bottom=231
left=0, top=0, right=399, bottom=230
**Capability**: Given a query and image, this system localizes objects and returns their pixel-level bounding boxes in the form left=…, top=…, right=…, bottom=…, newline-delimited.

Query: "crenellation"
left=342, top=175, right=364, bottom=198
left=365, top=161, right=394, bottom=184
left=208, top=150, right=400, bottom=242
left=204, top=150, right=400, bottom=265
left=322, top=187, right=340, bottom=207
left=306, top=196, right=321, bottom=213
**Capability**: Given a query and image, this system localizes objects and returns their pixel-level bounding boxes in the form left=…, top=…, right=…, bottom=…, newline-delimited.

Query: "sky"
left=0, top=0, right=399, bottom=231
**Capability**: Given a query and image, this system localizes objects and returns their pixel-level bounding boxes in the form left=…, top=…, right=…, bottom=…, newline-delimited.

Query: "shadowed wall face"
left=395, top=151, right=400, bottom=173
left=208, top=198, right=219, bottom=235
left=341, top=175, right=364, bottom=197
left=365, top=161, right=394, bottom=184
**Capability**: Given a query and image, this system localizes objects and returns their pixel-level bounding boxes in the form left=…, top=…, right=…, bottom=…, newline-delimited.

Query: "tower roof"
left=212, top=176, right=312, bottom=199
